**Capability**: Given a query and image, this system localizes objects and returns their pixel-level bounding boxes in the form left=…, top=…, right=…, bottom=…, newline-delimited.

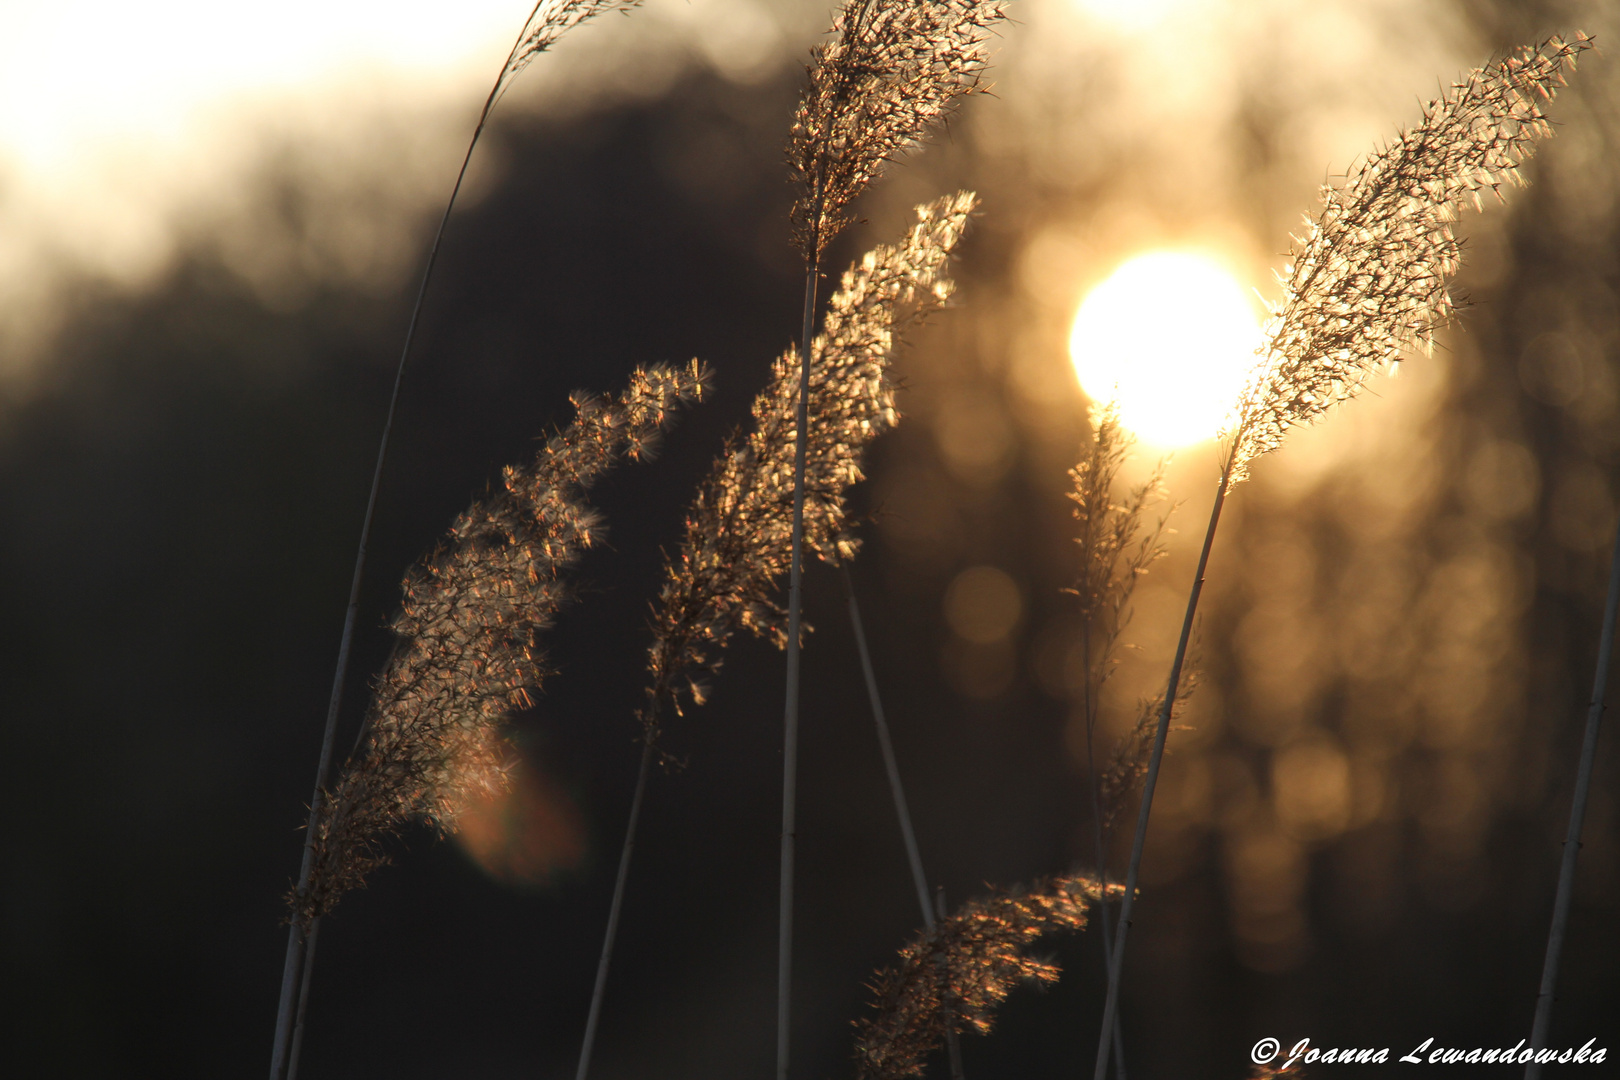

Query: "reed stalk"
left=779, top=256, right=818, bottom=1080
left=1524, top=518, right=1620, bottom=1078
left=781, top=3, right=1003, bottom=1070
left=844, top=569, right=967, bottom=1080
left=268, top=4, right=641, bottom=1077
left=845, top=569, right=934, bottom=928
left=571, top=194, right=979, bottom=1079
left=574, top=737, right=655, bottom=1080
left=1088, top=36, right=1591, bottom=1080
left=280, top=361, right=702, bottom=1080
left=1068, top=403, right=1168, bottom=1080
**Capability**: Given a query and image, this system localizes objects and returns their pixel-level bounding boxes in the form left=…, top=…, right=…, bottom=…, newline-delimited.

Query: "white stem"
left=777, top=258, right=819, bottom=1080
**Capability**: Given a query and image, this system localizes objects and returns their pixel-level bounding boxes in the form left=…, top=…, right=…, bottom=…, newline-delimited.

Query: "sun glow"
left=1071, top=0, right=1188, bottom=30
left=1069, top=251, right=1263, bottom=448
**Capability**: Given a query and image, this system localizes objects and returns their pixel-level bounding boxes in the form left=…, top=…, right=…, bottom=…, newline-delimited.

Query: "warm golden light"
left=1069, top=251, right=1262, bottom=448
left=1071, top=0, right=1188, bottom=30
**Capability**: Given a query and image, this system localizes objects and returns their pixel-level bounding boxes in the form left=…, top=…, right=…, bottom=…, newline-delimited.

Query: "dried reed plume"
left=1096, top=680, right=1196, bottom=837
left=647, top=192, right=978, bottom=729
left=494, top=1, right=645, bottom=106
left=293, top=362, right=706, bottom=925
left=787, top=0, right=1004, bottom=260
left=1229, top=33, right=1593, bottom=478
left=1067, top=403, right=1170, bottom=834
left=271, top=5, right=645, bottom=1077
left=1067, top=403, right=1168, bottom=1078
left=575, top=194, right=977, bottom=1080
left=1093, top=36, right=1592, bottom=1080
left=854, top=875, right=1114, bottom=1080
left=778, top=6, right=1001, bottom=1074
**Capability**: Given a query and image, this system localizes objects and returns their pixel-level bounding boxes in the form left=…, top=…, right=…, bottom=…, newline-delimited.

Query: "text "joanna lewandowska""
left=1250, top=1036, right=1607, bottom=1069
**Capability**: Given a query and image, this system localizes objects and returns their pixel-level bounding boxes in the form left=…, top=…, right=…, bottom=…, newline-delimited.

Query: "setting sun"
left=1069, top=251, right=1263, bottom=447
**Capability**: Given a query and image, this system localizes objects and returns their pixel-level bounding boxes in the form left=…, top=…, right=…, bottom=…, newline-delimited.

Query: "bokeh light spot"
left=944, top=565, right=1023, bottom=644
left=454, top=756, right=586, bottom=890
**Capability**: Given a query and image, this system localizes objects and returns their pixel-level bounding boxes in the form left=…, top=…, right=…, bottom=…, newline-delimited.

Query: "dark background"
left=2, top=1, right=1617, bottom=1076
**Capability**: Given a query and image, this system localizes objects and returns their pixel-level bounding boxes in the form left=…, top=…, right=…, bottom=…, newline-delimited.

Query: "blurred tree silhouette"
left=0, top=4, right=1616, bottom=1078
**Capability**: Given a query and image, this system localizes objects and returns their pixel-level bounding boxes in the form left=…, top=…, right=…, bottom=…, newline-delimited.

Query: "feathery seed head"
left=1226, top=32, right=1591, bottom=480
left=643, top=193, right=978, bottom=735
left=1068, top=402, right=1168, bottom=640
left=292, top=362, right=708, bottom=924
left=495, top=1, right=646, bottom=105
left=853, top=874, right=1116, bottom=1080
left=788, top=0, right=1005, bottom=259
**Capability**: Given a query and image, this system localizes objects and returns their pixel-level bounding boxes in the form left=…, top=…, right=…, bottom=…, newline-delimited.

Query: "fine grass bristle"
left=854, top=874, right=1118, bottom=1080
left=1228, top=33, right=1593, bottom=480
left=495, top=1, right=646, bottom=106
left=1093, top=34, right=1592, bottom=1080
left=643, top=192, right=978, bottom=734
left=788, top=0, right=1005, bottom=259
left=293, top=362, right=707, bottom=926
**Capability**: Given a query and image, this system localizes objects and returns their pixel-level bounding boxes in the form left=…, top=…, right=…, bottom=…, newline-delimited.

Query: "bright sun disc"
left=1069, top=251, right=1262, bottom=447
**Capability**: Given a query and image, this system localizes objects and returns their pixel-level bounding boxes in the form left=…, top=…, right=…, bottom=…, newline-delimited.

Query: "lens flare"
left=453, top=757, right=586, bottom=890
left=1069, top=251, right=1262, bottom=448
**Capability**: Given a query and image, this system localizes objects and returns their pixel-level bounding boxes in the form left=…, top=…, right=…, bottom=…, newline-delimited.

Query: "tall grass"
left=1091, top=35, right=1593, bottom=1080
left=1067, top=402, right=1170, bottom=1078
left=257, top=6, right=1608, bottom=1075
left=1526, top=505, right=1620, bottom=1077
left=269, top=4, right=642, bottom=1076
left=853, top=874, right=1116, bottom=1080
left=781, top=3, right=1004, bottom=1073
left=575, top=191, right=979, bottom=1079
left=282, top=363, right=704, bottom=1072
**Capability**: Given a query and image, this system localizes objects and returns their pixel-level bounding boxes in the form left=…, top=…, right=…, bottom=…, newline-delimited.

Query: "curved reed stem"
left=270, top=76, right=491, bottom=1080
left=269, top=6, right=643, bottom=1074
left=845, top=569, right=933, bottom=927
left=576, top=736, right=657, bottom=1080
left=1524, top=519, right=1620, bottom=1078
left=844, top=568, right=967, bottom=1080
left=777, top=258, right=820, bottom=1080
left=1093, top=457, right=1231, bottom=1080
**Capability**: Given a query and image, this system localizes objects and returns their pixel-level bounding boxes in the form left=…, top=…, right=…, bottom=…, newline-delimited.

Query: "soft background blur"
left=3, top=0, right=1618, bottom=1076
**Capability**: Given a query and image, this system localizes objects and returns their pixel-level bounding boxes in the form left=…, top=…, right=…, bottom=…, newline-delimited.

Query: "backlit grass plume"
left=788, top=0, right=1005, bottom=259
left=572, top=195, right=978, bottom=1080
left=1093, top=35, right=1592, bottom=1080
left=646, top=191, right=977, bottom=730
left=293, top=362, right=707, bottom=926
left=1068, top=403, right=1170, bottom=838
left=1229, top=33, right=1592, bottom=479
left=853, top=875, right=1114, bottom=1080
left=494, top=0, right=645, bottom=105
left=779, top=6, right=1001, bottom=1074
left=1067, top=403, right=1168, bottom=1078
left=272, top=5, right=647, bottom=1077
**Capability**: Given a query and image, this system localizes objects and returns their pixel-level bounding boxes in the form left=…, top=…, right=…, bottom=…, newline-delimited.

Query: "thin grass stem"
left=1083, top=686, right=1127, bottom=1080
left=844, top=569, right=933, bottom=926
left=778, top=258, right=820, bottom=1080
left=269, top=6, right=643, bottom=1074
left=844, top=569, right=967, bottom=1080
left=267, top=25, right=524, bottom=1080
left=1093, top=458, right=1231, bottom=1080
left=933, top=888, right=967, bottom=1080
left=576, top=736, right=657, bottom=1080
left=284, top=917, right=319, bottom=1080
left=1524, top=517, right=1620, bottom=1078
